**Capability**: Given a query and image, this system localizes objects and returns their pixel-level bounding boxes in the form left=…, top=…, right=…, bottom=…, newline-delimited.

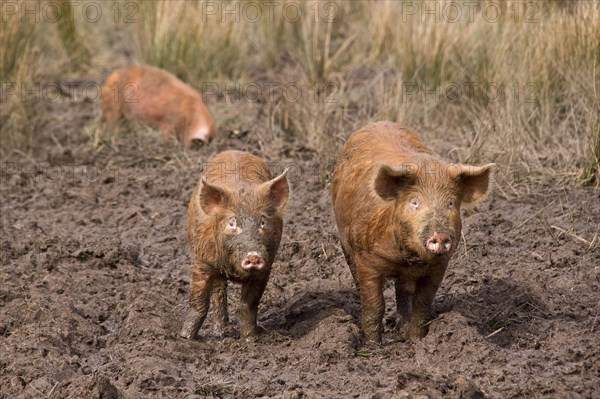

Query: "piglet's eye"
left=409, top=198, right=420, bottom=209
left=228, top=217, right=237, bottom=228
left=260, top=217, right=267, bottom=229
left=448, top=199, right=455, bottom=209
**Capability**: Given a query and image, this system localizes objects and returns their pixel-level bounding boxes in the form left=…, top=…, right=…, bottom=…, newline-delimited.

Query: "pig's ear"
left=199, top=177, right=229, bottom=214
left=450, top=163, right=496, bottom=205
left=262, top=168, right=290, bottom=210
left=373, top=164, right=416, bottom=201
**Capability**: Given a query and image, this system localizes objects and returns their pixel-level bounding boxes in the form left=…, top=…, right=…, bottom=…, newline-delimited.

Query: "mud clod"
left=90, top=375, right=124, bottom=399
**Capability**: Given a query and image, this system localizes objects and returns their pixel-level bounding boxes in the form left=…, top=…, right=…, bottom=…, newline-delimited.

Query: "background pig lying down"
left=181, top=151, right=289, bottom=340
left=100, top=65, right=216, bottom=147
left=332, top=122, right=495, bottom=343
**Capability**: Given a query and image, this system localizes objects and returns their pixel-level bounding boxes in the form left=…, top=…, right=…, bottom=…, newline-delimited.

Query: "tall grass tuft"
left=54, top=0, right=91, bottom=70
left=580, top=122, right=600, bottom=188
left=256, top=1, right=355, bottom=83
left=135, top=0, right=253, bottom=84
left=0, top=0, right=87, bottom=154
left=0, top=1, right=38, bottom=152
left=0, top=2, right=36, bottom=81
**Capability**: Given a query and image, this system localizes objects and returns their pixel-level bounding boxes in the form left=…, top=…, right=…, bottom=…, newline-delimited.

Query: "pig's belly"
left=380, top=260, right=436, bottom=292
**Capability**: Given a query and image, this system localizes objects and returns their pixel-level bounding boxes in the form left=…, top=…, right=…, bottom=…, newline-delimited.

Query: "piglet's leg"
left=180, top=268, right=213, bottom=340
left=240, top=277, right=268, bottom=338
left=357, top=265, right=384, bottom=344
left=211, top=279, right=229, bottom=335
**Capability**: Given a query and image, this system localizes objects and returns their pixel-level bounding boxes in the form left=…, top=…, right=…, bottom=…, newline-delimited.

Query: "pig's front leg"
left=180, top=267, right=214, bottom=340
left=394, top=278, right=412, bottom=327
left=239, top=277, right=268, bottom=339
left=407, top=266, right=446, bottom=339
left=357, top=264, right=384, bottom=343
left=211, top=278, right=229, bottom=336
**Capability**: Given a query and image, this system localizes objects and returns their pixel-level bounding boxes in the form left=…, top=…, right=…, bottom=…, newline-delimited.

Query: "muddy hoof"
left=179, top=324, right=198, bottom=340
left=180, top=309, right=204, bottom=340
left=403, top=324, right=428, bottom=341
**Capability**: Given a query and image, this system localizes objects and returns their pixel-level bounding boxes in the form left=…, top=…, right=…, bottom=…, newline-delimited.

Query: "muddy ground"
left=1, top=99, right=599, bottom=399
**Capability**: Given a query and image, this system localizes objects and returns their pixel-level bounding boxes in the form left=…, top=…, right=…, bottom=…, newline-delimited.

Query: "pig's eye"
left=448, top=199, right=455, bottom=209
left=409, top=197, right=420, bottom=210
left=259, top=217, right=267, bottom=229
left=228, top=217, right=237, bottom=229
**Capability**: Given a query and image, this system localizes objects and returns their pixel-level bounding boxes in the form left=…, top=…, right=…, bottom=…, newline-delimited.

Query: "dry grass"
left=0, top=0, right=93, bottom=153
left=54, top=0, right=91, bottom=70
left=1, top=0, right=599, bottom=188
left=579, top=122, right=600, bottom=188
left=0, top=1, right=38, bottom=151
left=0, top=2, right=37, bottom=81
left=135, top=1, right=254, bottom=82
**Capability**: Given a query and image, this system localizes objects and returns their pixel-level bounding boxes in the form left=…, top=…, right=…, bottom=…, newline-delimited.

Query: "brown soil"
left=1, top=101, right=599, bottom=399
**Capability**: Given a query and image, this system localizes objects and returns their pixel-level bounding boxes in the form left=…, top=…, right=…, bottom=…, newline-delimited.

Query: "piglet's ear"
left=373, top=164, right=416, bottom=201
left=261, top=168, right=289, bottom=210
left=449, top=163, right=496, bottom=205
left=200, top=177, right=229, bottom=214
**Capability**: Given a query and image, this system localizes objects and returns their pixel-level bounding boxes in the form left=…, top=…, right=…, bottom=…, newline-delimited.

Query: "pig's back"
left=204, top=151, right=271, bottom=190
left=117, top=65, right=215, bottom=143
left=120, top=65, right=198, bottom=98
left=340, top=122, right=431, bottom=165
left=115, top=65, right=201, bottom=117
left=334, top=122, right=432, bottom=185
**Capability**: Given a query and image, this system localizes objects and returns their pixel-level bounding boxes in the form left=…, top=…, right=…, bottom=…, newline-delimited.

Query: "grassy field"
left=1, top=0, right=599, bottom=187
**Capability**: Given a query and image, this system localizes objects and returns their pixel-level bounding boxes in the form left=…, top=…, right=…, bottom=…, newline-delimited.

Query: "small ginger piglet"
left=181, top=150, right=289, bottom=340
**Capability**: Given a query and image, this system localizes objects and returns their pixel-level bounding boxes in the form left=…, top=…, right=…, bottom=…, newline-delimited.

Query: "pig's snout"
left=426, top=233, right=452, bottom=255
left=241, top=252, right=266, bottom=270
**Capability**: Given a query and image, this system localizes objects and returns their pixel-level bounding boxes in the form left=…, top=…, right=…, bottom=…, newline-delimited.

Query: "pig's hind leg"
left=180, top=269, right=213, bottom=340
left=211, top=279, right=229, bottom=336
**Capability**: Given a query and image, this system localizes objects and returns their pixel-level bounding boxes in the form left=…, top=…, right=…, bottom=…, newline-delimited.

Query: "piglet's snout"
left=427, top=233, right=452, bottom=255
left=241, top=252, right=266, bottom=270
